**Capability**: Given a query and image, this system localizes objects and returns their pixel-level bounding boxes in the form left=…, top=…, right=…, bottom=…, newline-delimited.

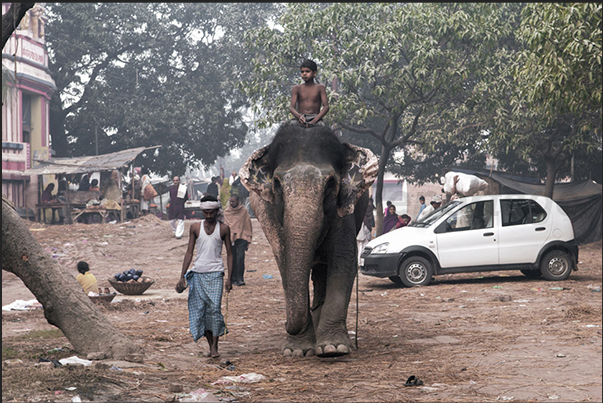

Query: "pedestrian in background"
left=224, top=194, right=253, bottom=286
left=416, top=195, right=426, bottom=221
left=168, top=176, right=189, bottom=239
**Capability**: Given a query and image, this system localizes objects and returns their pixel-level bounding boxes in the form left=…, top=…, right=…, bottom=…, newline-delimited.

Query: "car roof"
left=456, top=194, right=552, bottom=203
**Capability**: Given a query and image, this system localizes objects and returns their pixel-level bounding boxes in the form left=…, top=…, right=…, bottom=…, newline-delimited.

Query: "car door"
left=435, top=200, right=498, bottom=268
left=498, top=198, right=551, bottom=264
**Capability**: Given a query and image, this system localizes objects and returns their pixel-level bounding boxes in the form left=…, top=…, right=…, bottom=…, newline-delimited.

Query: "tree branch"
left=2, top=3, right=35, bottom=49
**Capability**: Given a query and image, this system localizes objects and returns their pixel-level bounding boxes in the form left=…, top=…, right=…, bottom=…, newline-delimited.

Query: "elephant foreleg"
left=282, top=292, right=316, bottom=358
left=314, top=226, right=358, bottom=357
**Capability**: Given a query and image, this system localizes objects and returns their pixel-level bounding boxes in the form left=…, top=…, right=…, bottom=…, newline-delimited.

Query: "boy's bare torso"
left=294, top=82, right=325, bottom=114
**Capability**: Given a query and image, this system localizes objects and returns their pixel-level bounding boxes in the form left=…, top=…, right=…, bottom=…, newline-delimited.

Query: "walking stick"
left=224, top=291, right=229, bottom=340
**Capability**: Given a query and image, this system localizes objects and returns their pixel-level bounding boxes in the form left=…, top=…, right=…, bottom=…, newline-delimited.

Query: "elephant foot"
left=282, top=334, right=316, bottom=358
left=283, top=347, right=315, bottom=358
left=315, top=343, right=350, bottom=357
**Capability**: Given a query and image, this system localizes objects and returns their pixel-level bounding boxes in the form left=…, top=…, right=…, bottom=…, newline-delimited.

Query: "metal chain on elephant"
left=355, top=267, right=359, bottom=349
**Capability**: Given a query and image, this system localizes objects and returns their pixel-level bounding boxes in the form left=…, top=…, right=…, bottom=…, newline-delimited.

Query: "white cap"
left=431, top=194, right=442, bottom=203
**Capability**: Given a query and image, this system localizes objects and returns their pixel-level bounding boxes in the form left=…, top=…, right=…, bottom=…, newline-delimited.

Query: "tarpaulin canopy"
left=447, top=168, right=602, bottom=245
left=22, top=146, right=160, bottom=176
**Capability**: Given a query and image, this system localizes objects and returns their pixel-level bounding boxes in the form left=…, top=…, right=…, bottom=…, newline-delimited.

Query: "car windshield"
left=410, top=201, right=462, bottom=227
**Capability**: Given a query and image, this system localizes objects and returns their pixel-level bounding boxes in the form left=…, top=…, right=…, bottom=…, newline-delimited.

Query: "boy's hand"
left=298, top=115, right=306, bottom=125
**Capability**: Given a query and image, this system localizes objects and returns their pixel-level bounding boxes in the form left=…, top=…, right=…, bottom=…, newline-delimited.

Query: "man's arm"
left=221, top=223, right=234, bottom=293
left=289, top=85, right=305, bottom=123
left=176, top=223, right=198, bottom=291
left=308, top=84, right=329, bottom=124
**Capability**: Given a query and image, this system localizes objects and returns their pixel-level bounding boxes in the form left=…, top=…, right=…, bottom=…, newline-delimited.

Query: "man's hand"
left=225, top=278, right=233, bottom=293
left=175, top=278, right=187, bottom=293
left=298, top=114, right=306, bottom=125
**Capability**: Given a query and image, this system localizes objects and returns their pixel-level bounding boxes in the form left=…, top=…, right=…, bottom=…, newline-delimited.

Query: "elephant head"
left=239, top=124, right=377, bottom=353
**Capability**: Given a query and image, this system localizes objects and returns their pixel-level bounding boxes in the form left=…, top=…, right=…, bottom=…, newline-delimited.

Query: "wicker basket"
left=107, top=277, right=155, bottom=295
left=89, top=294, right=116, bottom=304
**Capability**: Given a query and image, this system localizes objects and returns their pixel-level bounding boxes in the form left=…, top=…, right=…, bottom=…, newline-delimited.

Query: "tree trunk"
left=2, top=197, right=142, bottom=360
left=374, top=145, right=391, bottom=236
left=544, top=161, right=557, bottom=199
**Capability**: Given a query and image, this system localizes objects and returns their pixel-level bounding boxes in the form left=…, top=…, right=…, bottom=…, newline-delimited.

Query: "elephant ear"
left=239, top=145, right=274, bottom=204
left=338, top=143, right=379, bottom=217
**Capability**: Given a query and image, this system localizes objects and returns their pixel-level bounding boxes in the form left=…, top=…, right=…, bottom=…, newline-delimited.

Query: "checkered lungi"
left=185, top=271, right=227, bottom=341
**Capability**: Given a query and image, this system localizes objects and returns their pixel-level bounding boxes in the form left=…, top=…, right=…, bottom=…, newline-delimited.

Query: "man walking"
left=168, top=176, right=189, bottom=239
left=176, top=195, right=233, bottom=358
left=224, top=194, right=253, bottom=286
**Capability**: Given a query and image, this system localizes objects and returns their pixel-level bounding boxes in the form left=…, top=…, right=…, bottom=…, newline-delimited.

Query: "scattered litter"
left=179, top=387, right=209, bottom=402
left=247, top=269, right=257, bottom=272
left=72, top=396, right=82, bottom=403
left=65, top=387, right=77, bottom=391
left=39, top=358, right=62, bottom=367
left=549, top=287, right=564, bottom=291
left=548, top=394, right=560, bottom=400
left=585, top=324, right=601, bottom=328
left=2, top=299, right=43, bottom=311
left=110, top=365, right=123, bottom=371
left=262, top=274, right=273, bottom=279
left=497, top=396, right=514, bottom=401
left=492, top=286, right=503, bottom=289
left=59, top=356, right=93, bottom=366
left=555, top=353, right=566, bottom=358
left=212, top=372, right=266, bottom=385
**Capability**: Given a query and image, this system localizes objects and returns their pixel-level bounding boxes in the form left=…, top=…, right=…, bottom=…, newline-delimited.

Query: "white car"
left=360, top=194, right=578, bottom=287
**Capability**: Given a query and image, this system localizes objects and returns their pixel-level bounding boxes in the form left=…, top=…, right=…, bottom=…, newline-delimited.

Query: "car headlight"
left=370, top=243, right=389, bottom=254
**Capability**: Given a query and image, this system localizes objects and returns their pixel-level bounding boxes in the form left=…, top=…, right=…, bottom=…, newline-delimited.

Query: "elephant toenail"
left=283, top=349, right=293, bottom=357
left=315, top=346, right=323, bottom=355
left=337, top=345, right=349, bottom=354
left=323, top=345, right=337, bottom=354
left=292, top=349, right=304, bottom=357
left=305, top=349, right=315, bottom=357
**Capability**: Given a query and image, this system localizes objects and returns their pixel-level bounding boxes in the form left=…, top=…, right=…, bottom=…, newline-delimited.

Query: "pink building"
left=2, top=3, right=56, bottom=212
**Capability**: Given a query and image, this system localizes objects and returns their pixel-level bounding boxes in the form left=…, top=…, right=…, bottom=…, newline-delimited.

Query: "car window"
left=412, top=201, right=461, bottom=227
left=501, top=199, right=547, bottom=226
left=443, top=201, right=493, bottom=232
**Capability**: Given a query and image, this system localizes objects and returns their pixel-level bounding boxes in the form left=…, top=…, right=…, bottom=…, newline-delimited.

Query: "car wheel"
left=520, top=269, right=542, bottom=278
left=388, top=276, right=404, bottom=285
left=540, top=250, right=572, bottom=281
left=399, top=256, right=433, bottom=287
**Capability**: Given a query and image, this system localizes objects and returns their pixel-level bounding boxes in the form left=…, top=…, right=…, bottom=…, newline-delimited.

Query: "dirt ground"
left=2, top=214, right=602, bottom=403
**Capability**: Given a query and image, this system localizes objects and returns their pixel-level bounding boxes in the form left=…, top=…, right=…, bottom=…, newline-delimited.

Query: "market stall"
left=23, top=146, right=160, bottom=224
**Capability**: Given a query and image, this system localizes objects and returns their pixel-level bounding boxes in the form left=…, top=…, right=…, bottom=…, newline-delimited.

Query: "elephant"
left=239, top=123, right=378, bottom=357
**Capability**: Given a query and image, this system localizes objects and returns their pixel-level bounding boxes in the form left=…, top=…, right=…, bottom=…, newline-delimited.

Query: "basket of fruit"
left=108, top=269, right=155, bottom=295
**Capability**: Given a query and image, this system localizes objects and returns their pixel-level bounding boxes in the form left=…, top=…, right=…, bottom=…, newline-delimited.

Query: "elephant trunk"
left=277, top=164, right=328, bottom=335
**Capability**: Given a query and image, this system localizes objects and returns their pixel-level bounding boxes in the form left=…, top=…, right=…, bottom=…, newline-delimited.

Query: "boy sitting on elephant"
left=289, top=59, right=329, bottom=128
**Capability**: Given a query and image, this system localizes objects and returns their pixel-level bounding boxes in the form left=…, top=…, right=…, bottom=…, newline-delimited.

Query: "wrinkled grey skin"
left=240, top=124, right=378, bottom=357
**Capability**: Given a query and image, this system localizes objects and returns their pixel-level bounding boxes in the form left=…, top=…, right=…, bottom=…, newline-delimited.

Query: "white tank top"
left=190, top=221, right=224, bottom=273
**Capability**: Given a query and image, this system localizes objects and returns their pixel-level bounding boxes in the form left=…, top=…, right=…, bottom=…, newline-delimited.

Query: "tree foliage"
left=240, top=3, right=516, bottom=232
left=45, top=3, right=281, bottom=176
left=487, top=3, right=602, bottom=196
